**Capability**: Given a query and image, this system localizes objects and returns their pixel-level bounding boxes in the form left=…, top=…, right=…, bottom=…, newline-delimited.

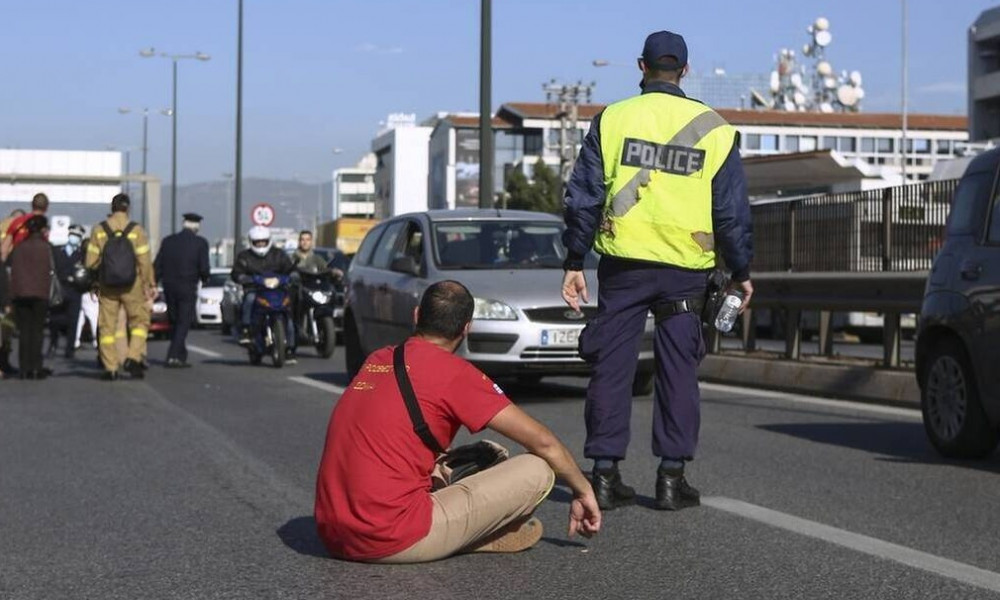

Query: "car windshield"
left=206, top=273, right=230, bottom=287
left=434, top=220, right=590, bottom=270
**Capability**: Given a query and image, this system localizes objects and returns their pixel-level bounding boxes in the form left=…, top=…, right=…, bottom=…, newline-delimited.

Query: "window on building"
left=906, top=138, right=931, bottom=154
left=760, top=134, right=778, bottom=151
left=784, top=136, right=799, bottom=152
left=799, top=136, right=818, bottom=152
left=523, top=130, right=543, bottom=155
left=877, top=138, right=894, bottom=153
left=744, top=134, right=761, bottom=150
left=837, top=137, right=857, bottom=153
left=861, top=137, right=875, bottom=153
left=936, top=140, right=953, bottom=155
left=820, top=137, right=836, bottom=150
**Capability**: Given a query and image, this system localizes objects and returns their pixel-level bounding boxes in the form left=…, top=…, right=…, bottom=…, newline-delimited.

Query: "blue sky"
left=0, top=0, right=995, bottom=186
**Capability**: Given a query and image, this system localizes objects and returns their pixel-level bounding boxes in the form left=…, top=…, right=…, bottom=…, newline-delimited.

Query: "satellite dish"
left=820, top=102, right=834, bottom=113
left=823, top=76, right=837, bottom=89
left=793, top=91, right=807, bottom=106
left=849, top=70, right=863, bottom=86
left=854, top=86, right=866, bottom=99
left=770, top=71, right=780, bottom=93
left=750, top=89, right=773, bottom=109
left=791, top=72, right=803, bottom=87
left=815, top=30, right=832, bottom=47
left=837, top=85, right=858, bottom=107
left=803, top=44, right=813, bottom=57
left=782, top=100, right=795, bottom=112
left=817, top=61, right=833, bottom=76
left=815, top=17, right=830, bottom=31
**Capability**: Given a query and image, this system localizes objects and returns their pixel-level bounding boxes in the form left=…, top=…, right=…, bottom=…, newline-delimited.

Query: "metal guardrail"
left=707, top=271, right=928, bottom=368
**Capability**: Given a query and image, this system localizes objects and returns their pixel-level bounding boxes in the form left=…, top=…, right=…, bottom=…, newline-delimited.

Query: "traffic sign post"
left=251, top=203, right=275, bottom=227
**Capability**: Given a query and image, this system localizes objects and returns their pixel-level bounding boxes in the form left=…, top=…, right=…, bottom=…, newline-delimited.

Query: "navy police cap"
left=642, top=30, right=688, bottom=70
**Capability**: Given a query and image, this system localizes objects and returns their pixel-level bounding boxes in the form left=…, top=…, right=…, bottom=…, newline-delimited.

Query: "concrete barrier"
left=698, top=353, right=920, bottom=408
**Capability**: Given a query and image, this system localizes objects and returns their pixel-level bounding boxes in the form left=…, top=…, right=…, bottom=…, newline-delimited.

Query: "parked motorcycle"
left=296, top=272, right=338, bottom=358
left=246, top=273, right=293, bottom=368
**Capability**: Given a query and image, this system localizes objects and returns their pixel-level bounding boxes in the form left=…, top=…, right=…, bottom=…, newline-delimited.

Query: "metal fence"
left=752, top=179, right=958, bottom=273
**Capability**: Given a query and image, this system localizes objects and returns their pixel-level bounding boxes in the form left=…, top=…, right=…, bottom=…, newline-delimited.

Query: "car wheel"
left=920, top=337, right=998, bottom=458
left=632, top=370, right=654, bottom=396
left=344, top=313, right=365, bottom=380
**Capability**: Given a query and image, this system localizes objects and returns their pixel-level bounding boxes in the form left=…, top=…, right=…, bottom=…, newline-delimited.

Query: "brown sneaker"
left=468, top=517, right=544, bottom=553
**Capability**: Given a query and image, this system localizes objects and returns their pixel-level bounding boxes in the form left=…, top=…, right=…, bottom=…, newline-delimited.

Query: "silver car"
left=343, top=209, right=655, bottom=392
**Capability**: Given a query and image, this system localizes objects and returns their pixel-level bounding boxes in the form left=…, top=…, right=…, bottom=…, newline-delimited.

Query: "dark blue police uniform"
left=154, top=214, right=210, bottom=366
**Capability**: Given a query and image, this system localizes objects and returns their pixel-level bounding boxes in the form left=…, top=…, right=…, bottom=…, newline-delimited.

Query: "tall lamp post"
left=118, top=106, right=169, bottom=229
left=140, top=47, right=211, bottom=234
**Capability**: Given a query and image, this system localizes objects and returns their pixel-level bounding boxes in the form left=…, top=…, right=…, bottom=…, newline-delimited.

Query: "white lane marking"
left=187, top=344, right=223, bottom=358
left=704, top=496, right=1000, bottom=594
left=288, top=376, right=345, bottom=395
left=699, top=382, right=921, bottom=420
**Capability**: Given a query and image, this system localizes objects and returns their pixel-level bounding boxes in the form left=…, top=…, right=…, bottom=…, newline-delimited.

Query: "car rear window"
left=947, top=171, right=994, bottom=236
left=433, top=221, right=567, bottom=269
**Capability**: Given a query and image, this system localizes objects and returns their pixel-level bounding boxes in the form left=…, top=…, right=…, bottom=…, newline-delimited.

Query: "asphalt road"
left=2, top=329, right=998, bottom=600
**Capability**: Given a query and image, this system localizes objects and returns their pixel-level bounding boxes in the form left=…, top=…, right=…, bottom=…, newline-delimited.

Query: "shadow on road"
left=759, top=421, right=1000, bottom=472
left=277, top=516, right=329, bottom=558
left=498, top=379, right=588, bottom=404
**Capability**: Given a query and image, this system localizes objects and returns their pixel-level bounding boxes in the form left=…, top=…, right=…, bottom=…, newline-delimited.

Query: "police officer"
left=561, top=31, right=753, bottom=511
left=154, top=212, right=210, bottom=368
left=49, top=223, right=88, bottom=359
left=86, top=194, right=157, bottom=380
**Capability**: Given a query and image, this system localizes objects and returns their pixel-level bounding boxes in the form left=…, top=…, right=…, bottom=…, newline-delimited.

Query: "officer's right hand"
left=735, top=279, right=754, bottom=314
left=561, top=270, right=589, bottom=312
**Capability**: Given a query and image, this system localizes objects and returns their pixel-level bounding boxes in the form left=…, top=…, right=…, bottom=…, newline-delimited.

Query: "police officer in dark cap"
left=154, top=212, right=210, bottom=367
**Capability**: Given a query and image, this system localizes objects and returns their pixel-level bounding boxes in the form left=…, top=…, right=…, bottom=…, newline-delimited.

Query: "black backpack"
left=99, top=221, right=138, bottom=287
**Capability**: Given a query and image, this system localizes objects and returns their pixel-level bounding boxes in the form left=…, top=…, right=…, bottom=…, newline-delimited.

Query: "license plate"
left=541, top=328, right=580, bottom=346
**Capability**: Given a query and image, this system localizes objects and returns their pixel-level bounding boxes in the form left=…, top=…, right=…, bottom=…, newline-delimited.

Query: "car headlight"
left=153, top=302, right=168, bottom=314
left=473, top=297, right=517, bottom=320
left=200, top=297, right=220, bottom=305
left=310, top=290, right=331, bottom=304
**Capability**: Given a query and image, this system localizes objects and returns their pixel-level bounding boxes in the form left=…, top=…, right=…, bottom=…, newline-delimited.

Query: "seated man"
left=230, top=226, right=297, bottom=360
left=315, top=280, right=601, bottom=563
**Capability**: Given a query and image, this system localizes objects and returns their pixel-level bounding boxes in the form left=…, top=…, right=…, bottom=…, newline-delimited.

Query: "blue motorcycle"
left=247, top=273, right=293, bottom=368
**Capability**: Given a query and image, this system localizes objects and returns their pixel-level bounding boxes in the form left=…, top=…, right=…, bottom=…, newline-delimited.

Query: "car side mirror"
left=390, top=256, right=420, bottom=276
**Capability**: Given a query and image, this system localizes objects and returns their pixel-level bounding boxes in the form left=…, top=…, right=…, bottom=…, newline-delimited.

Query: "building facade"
left=969, top=6, right=1000, bottom=141
left=332, top=153, right=376, bottom=219
left=370, top=114, right=431, bottom=218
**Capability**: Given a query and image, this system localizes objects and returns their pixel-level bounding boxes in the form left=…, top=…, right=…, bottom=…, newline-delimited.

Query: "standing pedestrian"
left=1, top=194, right=48, bottom=262
left=154, top=212, right=210, bottom=368
left=49, top=224, right=88, bottom=359
left=560, top=31, right=754, bottom=511
left=85, top=194, right=156, bottom=380
left=8, top=215, right=53, bottom=379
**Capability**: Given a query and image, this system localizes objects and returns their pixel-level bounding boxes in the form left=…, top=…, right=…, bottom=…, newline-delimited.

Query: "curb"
left=698, top=353, right=920, bottom=408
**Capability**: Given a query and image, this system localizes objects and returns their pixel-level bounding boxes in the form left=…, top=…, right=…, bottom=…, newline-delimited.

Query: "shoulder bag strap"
left=393, top=342, right=445, bottom=454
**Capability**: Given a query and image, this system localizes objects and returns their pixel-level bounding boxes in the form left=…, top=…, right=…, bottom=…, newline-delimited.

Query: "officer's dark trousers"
left=48, top=290, right=82, bottom=352
left=580, top=256, right=707, bottom=462
left=165, top=286, right=197, bottom=362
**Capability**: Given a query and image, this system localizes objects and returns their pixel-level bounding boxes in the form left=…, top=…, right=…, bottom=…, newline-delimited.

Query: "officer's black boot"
left=592, top=467, right=636, bottom=511
left=654, top=466, right=701, bottom=511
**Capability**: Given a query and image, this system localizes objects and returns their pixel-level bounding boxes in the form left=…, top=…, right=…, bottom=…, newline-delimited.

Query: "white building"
left=371, top=113, right=432, bottom=218
left=0, top=149, right=122, bottom=206
left=332, top=153, right=376, bottom=219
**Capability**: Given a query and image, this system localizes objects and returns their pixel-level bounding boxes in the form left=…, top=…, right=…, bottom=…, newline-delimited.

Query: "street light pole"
left=140, top=47, right=210, bottom=235
left=234, top=0, right=245, bottom=250
left=478, top=0, right=493, bottom=209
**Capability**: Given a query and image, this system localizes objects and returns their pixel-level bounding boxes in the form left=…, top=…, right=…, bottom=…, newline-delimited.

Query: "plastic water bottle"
left=714, top=291, right=744, bottom=333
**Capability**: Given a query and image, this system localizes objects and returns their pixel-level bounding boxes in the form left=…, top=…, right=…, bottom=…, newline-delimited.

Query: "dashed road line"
left=699, top=382, right=921, bottom=420
left=187, top=345, right=224, bottom=358
left=288, top=376, right=345, bottom=395
left=704, top=496, right=1000, bottom=594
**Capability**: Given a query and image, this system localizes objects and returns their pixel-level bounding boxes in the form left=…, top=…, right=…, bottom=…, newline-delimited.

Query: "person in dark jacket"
left=154, top=212, right=210, bottom=368
left=8, top=215, right=53, bottom=379
left=49, top=223, right=88, bottom=359
left=230, top=226, right=296, bottom=360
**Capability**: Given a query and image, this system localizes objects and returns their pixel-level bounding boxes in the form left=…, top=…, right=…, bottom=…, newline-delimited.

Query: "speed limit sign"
left=251, top=203, right=275, bottom=227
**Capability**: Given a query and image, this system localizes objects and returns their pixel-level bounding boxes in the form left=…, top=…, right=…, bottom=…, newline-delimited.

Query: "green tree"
left=505, top=158, right=562, bottom=214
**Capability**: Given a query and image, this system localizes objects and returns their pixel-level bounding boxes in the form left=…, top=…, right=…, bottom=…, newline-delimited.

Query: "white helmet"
left=248, top=225, right=272, bottom=257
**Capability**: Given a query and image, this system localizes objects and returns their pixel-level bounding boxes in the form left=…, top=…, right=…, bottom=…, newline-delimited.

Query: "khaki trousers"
left=375, top=454, right=555, bottom=564
left=98, top=288, right=150, bottom=370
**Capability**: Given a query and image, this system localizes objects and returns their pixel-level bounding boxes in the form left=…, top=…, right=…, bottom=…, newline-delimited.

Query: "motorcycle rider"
left=230, top=226, right=297, bottom=363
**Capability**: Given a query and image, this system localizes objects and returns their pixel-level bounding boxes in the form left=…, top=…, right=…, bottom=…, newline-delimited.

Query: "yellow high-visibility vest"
left=595, top=92, right=736, bottom=269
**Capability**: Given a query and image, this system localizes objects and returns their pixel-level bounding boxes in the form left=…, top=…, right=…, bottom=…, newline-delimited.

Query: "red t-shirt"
left=314, top=337, right=511, bottom=561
